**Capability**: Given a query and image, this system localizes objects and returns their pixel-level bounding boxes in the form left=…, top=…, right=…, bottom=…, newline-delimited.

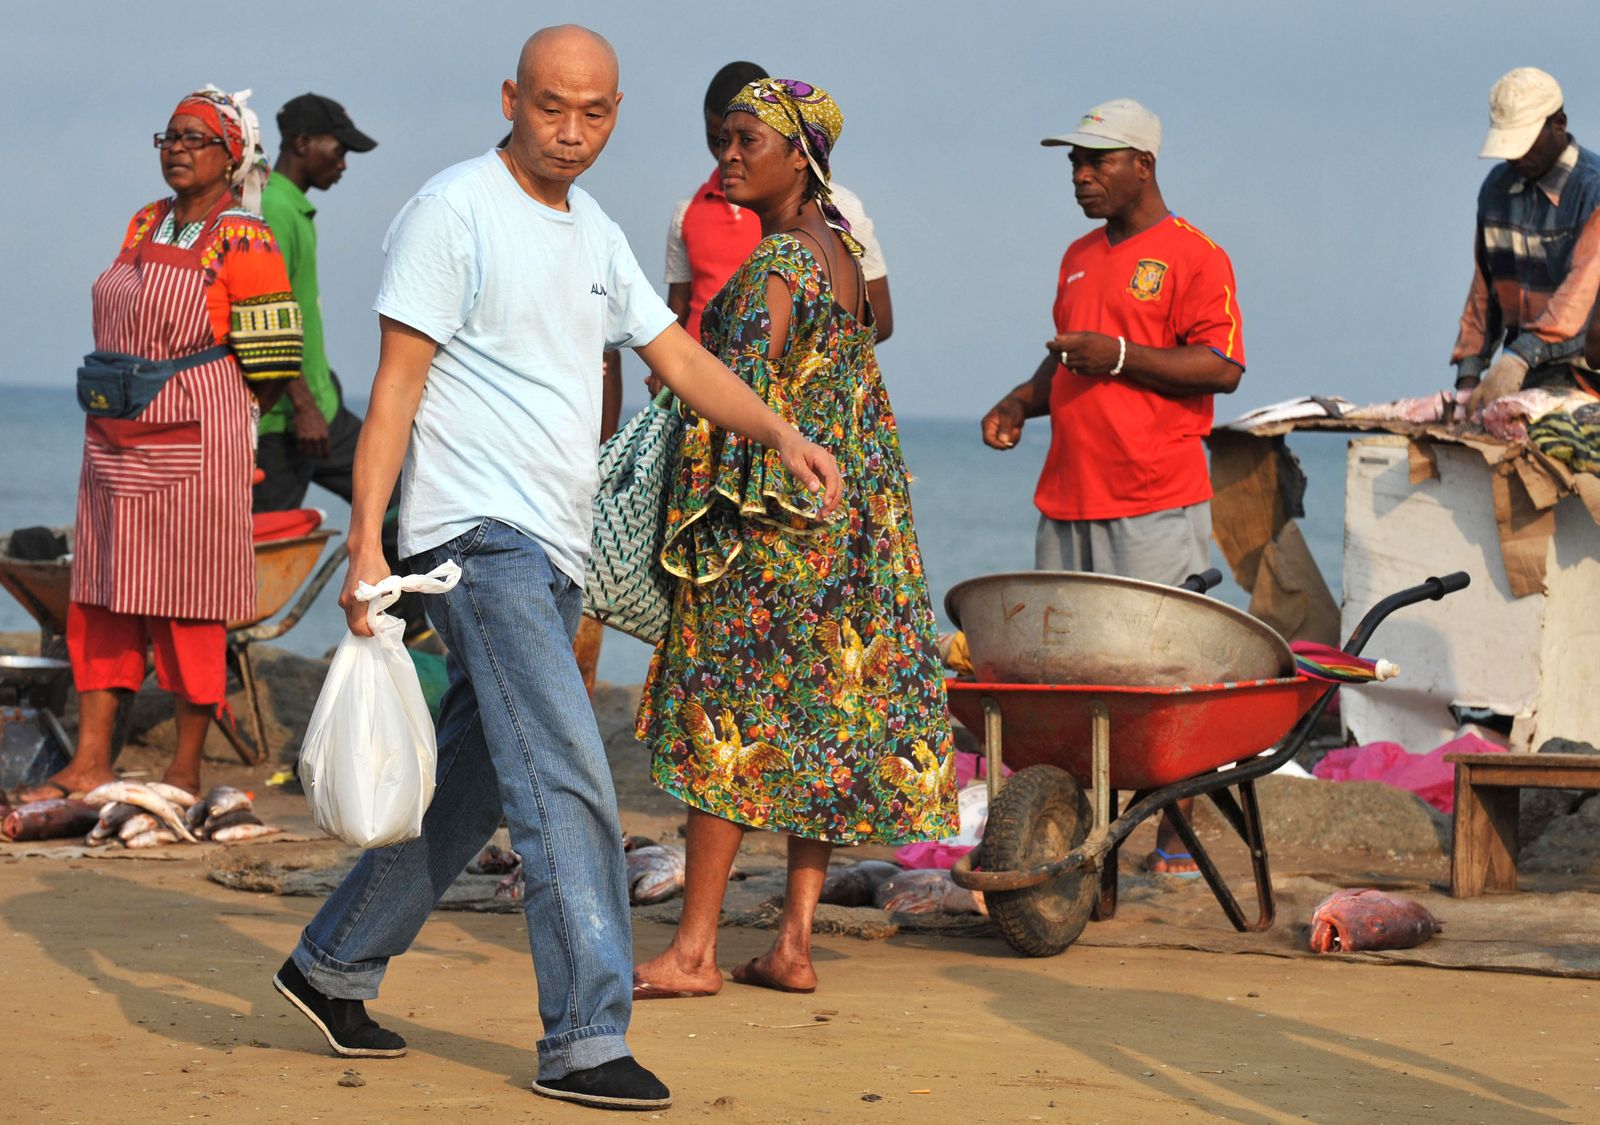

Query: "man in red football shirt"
left=982, top=98, right=1245, bottom=875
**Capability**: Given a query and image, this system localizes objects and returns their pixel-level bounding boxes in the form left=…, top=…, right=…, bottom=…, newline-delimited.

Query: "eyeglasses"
left=153, top=131, right=228, bottom=151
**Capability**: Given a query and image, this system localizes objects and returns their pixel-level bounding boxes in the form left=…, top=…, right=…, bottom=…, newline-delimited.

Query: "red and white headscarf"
left=171, top=84, right=269, bottom=213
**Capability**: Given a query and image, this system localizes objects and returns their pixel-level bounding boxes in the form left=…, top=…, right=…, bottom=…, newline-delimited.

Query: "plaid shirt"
left=1453, top=142, right=1600, bottom=376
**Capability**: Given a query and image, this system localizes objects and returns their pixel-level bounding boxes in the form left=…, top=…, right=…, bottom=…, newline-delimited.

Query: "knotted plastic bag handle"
left=354, top=560, right=462, bottom=637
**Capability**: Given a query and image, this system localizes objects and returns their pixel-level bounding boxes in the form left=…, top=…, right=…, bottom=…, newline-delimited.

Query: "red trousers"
left=67, top=602, right=226, bottom=705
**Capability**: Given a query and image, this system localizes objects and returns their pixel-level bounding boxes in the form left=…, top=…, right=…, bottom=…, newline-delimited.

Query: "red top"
left=1036, top=214, right=1244, bottom=521
left=680, top=170, right=763, bottom=343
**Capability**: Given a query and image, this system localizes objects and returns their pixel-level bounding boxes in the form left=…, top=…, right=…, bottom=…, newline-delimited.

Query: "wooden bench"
left=1446, top=752, right=1600, bottom=897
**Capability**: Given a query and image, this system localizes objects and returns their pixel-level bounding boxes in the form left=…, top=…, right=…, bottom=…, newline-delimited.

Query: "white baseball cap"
left=1041, top=98, right=1162, bottom=157
left=1479, top=68, right=1564, bottom=160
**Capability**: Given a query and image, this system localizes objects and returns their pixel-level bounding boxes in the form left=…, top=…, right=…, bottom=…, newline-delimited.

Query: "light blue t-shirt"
left=375, top=151, right=676, bottom=583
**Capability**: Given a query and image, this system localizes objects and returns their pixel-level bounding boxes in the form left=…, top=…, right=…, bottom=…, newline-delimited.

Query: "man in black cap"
left=255, top=95, right=423, bottom=634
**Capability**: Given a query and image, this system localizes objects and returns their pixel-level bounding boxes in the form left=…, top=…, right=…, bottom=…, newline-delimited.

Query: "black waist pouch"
left=76, top=345, right=231, bottom=419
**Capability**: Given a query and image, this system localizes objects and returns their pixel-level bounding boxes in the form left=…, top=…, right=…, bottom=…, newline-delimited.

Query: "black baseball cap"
left=277, top=93, right=377, bottom=152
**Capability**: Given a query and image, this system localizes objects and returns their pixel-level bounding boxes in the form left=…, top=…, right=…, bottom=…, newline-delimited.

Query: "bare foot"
left=632, top=948, right=722, bottom=1000
left=734, top=947, right=817, bottom=993
left=15, top=765, right=117, bottom=803
left=160, top=769, right=202, bottom=801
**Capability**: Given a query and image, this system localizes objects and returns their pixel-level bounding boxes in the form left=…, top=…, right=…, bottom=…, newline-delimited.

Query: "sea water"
left=1, top=387, right=1350, bottom=684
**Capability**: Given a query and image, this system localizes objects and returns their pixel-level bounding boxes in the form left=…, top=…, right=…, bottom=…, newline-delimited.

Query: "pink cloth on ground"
left=1312, top=733, right=1505, bottom=814
left=894, top=751, right=1010, bottom=869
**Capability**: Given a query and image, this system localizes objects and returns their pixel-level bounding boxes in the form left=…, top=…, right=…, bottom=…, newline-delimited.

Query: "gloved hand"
left=1466, top=352, right=1529, bottom=420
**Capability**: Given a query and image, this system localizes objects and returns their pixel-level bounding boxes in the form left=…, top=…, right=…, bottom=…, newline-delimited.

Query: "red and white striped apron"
left=71, top=197, right=255, bottom=623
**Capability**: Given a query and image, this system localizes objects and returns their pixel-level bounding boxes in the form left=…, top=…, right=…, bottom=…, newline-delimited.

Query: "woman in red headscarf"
left=17, top=86, right=303, bottom=804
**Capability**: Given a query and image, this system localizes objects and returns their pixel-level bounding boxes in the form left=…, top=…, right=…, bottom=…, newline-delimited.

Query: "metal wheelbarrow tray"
left=0, top=526, right=342, bottom=765
left=945, top=572, right=1470, bottom=958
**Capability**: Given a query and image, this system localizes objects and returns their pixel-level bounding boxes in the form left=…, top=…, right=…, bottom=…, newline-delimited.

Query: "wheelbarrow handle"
left=1343, top=571, right=1472, bottom=657
left=1180, top=568, right=1224, bottom=595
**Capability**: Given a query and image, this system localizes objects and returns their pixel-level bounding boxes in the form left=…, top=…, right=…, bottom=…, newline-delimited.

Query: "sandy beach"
left=4, top=855, right=1596, bottom=1124
left=2, top=647, right=1598, bottom=1123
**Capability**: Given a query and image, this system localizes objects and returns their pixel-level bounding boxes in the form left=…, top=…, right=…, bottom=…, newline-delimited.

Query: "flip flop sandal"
left=10, top=781, right=79, bottom=804
left=631, top=978, right=719, bottom=1001
left=1144, top=847, right=1203, bottom=878
left=730, top=958, right=815, bottom=994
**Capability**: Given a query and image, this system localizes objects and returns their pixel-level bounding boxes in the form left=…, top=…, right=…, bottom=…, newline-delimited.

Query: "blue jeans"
left=293, top=519, right=634, bottom=1079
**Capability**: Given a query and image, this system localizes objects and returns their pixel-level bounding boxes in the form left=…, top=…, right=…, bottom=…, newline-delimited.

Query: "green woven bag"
left=582, top=389, right=683, bottom=643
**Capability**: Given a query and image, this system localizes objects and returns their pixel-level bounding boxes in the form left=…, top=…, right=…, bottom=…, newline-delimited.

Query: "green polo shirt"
left=258, top=171, right=337, bottom=431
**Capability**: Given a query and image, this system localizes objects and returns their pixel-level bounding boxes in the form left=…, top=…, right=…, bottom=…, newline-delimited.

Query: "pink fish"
left=1481, top=388, right=1597, bottom=442
left=1309, top=888, right=1442, bottom=953
left=875, top=869, right=986, bottom=916
left=2, top=798, right=101, bottom=841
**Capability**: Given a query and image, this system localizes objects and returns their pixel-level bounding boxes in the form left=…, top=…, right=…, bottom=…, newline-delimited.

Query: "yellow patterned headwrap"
left=724, top=78, right=862, bottom=256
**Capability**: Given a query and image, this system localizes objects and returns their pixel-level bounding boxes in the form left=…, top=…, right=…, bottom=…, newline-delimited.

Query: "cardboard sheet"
left=1220, top=417, right=1600, bottom=600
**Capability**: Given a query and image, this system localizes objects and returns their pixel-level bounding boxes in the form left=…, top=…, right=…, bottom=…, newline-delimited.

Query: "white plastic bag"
left=298, top=560, right=461, bottom=848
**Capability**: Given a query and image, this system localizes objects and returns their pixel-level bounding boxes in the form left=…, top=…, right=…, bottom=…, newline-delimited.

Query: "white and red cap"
left=1041, top=98, right=1162, bottom=157
left=1480, top=68, right=1563, bottom=160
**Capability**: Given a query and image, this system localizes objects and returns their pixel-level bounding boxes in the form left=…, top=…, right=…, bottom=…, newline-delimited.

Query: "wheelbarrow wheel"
left=978, top=764, right=1096, bottom=957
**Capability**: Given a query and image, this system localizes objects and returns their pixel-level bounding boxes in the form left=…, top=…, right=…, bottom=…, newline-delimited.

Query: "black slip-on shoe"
left=531, top=1056, right=672, bottom=1111
left=272, top=956, right=407, bottom=1059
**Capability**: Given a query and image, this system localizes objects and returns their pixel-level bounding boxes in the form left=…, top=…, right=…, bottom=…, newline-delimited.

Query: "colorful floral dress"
left=637, top=234, right=958, bottom=845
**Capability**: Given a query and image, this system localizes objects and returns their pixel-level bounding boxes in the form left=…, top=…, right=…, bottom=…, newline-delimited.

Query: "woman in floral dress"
left=634, top=79, right=957, bottom=997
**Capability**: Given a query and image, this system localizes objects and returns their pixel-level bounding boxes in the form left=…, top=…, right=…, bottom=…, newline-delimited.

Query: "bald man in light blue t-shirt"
left=271, top=26, right=841, bottom=1113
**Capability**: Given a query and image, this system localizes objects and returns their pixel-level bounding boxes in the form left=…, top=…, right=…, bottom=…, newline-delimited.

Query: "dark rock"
left=1522, top=794, right=1600, bottom=877
left=1519, top=788, right=1591, bottom=849
left=1537, top=737, right=1599, bottom=756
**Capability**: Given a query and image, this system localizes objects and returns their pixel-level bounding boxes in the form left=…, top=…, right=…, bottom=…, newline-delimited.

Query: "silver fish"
left=117, top=812, right=160, bottom=841
left=201, top=808, right=262, bottom=839
left=627, top=845, right=687, bottom=905
left=84, top=782, right=198, bottom=843
left=820, top=860, right=904, bottom=907
left=187, top=785, right=252, bottom=830
left=147, top=782, right=198, bottom=808
left=210, top=822, right=281, bottom=843
left=88, top=801, right=142, bottom=843
left=124, top=826, right=180, bottom=849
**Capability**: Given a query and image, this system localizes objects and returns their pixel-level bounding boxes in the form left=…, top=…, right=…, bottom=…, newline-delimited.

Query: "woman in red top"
left=20, top=86, right=302, bottom=804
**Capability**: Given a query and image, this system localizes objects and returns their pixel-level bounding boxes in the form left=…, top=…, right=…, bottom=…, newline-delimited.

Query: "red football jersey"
left=1035, top=214, right=1244, bottom=521
left=680, top=170, right=762, bottom=343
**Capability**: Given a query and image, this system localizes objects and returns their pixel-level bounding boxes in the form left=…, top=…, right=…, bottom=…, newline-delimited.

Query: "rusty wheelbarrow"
left=943, top=570, right=1471, bottom=957
left=0, top=524, right=342, bottom=765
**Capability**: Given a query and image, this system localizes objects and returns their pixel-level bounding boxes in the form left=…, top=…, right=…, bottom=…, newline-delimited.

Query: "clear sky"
left=2, top=0, right=1593, bottom=421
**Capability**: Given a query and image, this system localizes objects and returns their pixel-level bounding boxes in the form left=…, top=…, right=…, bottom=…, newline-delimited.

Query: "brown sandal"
left=631, top=979, right=719, bottom=1001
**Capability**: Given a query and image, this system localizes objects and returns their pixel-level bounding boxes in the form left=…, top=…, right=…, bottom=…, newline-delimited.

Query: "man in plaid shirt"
left=1454, top=68, right=1600, bottom=418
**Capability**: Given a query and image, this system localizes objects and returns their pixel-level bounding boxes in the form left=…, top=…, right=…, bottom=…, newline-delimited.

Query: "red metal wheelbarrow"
left=0, top=523, right=344, bottom=766
left=944, top=571, right=1471, bottom=957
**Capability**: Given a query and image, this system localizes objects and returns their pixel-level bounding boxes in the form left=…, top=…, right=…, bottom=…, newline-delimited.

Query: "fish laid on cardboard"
left=88, top=802, right=140, bottom=844
left=875, top=869, right=986, bottom=916
left=820, top=860, right=903, bottom=908
left=83, top=782, right=198, bottom=843
left=1309, top=888, right=1442, bottom=953
left=3, top=798, right=102, bottom=841
left=627, top=845, right=687, bottom=905
left=210, top=822, right=281, bottom=843
left=125, top=827, right=180, bottom=849
left=186, top=786, right=252, bottom=832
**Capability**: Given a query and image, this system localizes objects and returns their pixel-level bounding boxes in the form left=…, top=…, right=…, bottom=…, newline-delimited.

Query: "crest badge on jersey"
left=1127, top=258, right=1168, bottom=302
